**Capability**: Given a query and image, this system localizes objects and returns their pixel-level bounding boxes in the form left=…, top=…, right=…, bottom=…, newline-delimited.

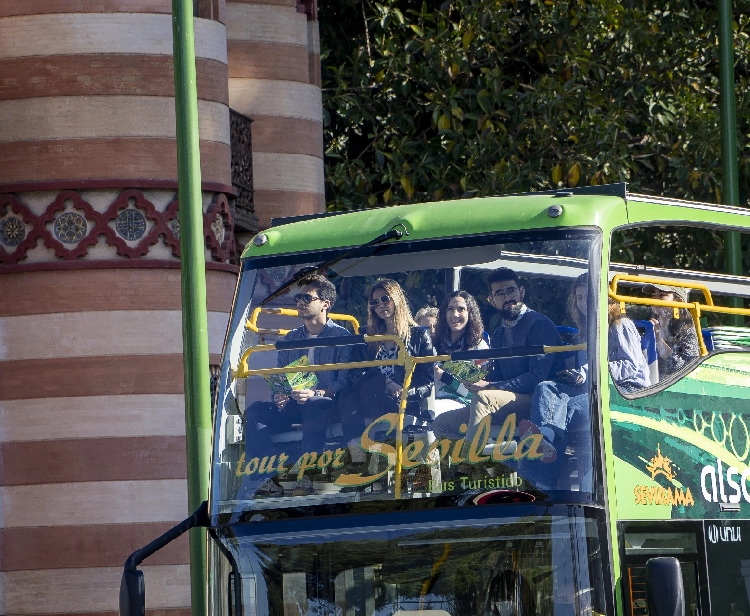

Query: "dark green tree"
left=320, top=0, right=750, bottom=212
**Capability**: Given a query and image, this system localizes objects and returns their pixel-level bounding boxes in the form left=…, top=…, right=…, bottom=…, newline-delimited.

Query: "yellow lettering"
left=331, top=448, right=347, bottom=469
left=335, top=414, right=397, bottom=487
left=258, top=456, right=276, bottom=474
left=235, top=452, right=246, bottom=476
left=685, top=487, right=694, bottom=506
left=297, top=452, right=318, bottom=480
left=316, top=450, right=333, bottom=470
left=467, top=416, right=491, bottom=463
left=514, top=433, right=544, bottom=461
left=634, top=485, right=642, bottom=505
left=276, top=453, right=289, bottom=473
left=491, top=414, right=517, bottom=462
left=403, top=441, right=425, bottom=469
left=244, top=456, right=260, bottom=475
left=450, top=423, right=468, bottom=464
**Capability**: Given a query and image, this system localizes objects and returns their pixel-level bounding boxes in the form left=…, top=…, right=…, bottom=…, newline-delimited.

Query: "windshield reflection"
left=213, top=232, right=602, bottom=518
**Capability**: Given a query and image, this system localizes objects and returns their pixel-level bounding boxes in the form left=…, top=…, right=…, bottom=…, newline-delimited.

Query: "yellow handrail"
left=609, top=273, right=714, bottom=305
left=608, top=274, right=750, bottom=357
left=245, top=307, right=360, bottom=336
left=235, top=334, right=403, bottom=379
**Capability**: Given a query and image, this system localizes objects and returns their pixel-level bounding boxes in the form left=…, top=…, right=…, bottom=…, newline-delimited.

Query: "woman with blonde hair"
left=338, top=278, right=435, bottom=445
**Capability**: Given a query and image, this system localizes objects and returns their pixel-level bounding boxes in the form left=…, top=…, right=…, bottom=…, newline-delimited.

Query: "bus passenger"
left=241, top=275, right=352, bottom=498
left=431, top=268, right=562, bottom=450
left=522, top=295, right=650, bottom=489
left=415, top=305, right=439, bottom=338
left=644, top=283, right=700, bottom=378
left=338, top=278, right=435, bottom=453
left=433, top=290, right=489, bottom=413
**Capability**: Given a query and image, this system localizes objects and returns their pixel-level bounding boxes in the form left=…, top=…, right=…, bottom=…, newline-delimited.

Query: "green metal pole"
left=718, top=0, right=744, bottom=323
left=172, top=2, right=211, bottom=615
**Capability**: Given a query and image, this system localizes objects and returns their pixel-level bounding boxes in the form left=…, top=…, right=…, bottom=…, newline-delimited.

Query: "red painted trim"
left=0, top=179, right=236, bottom=196
left=0, top=260, right=240, bottom=274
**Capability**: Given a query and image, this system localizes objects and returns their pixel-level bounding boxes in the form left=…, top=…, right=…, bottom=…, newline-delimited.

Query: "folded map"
left=264, top=355, right=318, bottom=395
left=442, top=360, right=488, bottom=383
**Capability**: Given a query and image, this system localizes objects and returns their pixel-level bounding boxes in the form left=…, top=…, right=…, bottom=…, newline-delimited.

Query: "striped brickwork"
left=226, top=0, right=325, bottom=228
left=0, top=10, right=230, bottom=189
left=0, top=4, right=235, bottom=615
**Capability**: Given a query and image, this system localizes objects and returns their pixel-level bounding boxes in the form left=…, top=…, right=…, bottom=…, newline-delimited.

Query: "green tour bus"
left=122, top=184, right=750, bottom=616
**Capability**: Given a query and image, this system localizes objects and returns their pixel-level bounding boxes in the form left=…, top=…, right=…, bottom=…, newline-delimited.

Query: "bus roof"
left=242, top=184, right=750, bottom=259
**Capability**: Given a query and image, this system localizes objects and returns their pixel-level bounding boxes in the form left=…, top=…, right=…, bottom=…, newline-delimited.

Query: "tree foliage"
left=320, top=0, right=750, bottom=213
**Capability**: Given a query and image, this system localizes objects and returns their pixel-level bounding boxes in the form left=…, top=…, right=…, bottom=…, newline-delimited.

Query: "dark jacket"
left=486, top=309, right=564, bottom=394
left=278, top=319, right=353, bottom=394
left=351, top=326, right=436, bottom=400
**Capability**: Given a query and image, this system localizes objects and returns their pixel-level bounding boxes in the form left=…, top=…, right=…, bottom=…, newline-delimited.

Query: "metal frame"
left=246, top=307, right=360, bottom=337
left=608, top=273, right=750, bottom=358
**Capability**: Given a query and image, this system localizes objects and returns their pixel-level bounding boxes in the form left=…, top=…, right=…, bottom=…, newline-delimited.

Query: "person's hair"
left=298, top=274, right=336, bottom=310
left=607, top=298, right=623, bottom=325
left=567, top=273, right=588, bottom=332
left=486, top=268, right=521, bottom=294
left=367, top=278, right=416, bottom=343
left=434, top=291, right=484, bottom=353
left=414, top=306, right=439, bottom=323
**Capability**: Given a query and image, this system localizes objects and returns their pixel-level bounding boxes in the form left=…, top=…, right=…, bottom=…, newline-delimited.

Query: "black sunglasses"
left=369, top=295, right=393, bottom=307
left=294, top=293, right=322, bottom=304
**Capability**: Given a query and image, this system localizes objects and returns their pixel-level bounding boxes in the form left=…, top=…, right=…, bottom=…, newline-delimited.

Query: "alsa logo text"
left=701, top=458, right=750, bottom=504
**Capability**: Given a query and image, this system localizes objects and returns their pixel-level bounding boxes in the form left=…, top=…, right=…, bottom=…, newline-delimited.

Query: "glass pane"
left=222, top=512, right=607, bottom=616
left=623, top=532, right=697, bottom=555
left=212, top=231, right=601, bottom=519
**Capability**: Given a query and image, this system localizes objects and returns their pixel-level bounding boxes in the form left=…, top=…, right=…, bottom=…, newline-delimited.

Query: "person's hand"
left=273, top=393, right=289, bottom=409
left=556, top=369, right=585, bottom=386
left=434, top=365, right=445, bottom=380
left=469, top=379, right=491, bottom=393
left=386, top=380, right=403, bottom=399
left=290, top=389, right=316, bottom=404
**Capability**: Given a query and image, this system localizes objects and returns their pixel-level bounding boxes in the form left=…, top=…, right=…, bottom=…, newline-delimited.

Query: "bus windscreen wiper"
left=259, top=224, right=408, bottom=306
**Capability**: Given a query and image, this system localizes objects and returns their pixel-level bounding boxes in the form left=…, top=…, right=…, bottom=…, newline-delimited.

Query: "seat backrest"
left=702, top=329, right=714, bottom=352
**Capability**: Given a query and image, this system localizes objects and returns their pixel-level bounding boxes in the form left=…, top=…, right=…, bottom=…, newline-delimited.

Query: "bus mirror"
left=119, top=569, right=145, bottom=616
left=645, top=557, right=685, bottom=616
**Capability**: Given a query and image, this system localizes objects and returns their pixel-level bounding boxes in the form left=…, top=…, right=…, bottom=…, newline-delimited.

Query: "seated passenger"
left=241, top=275, right=352, bottom=497
left=644, top=283, right=700, bottom=378
left=415, top=306, right=439, bottom=339
left=338, top=278, right=435, bottom=452
left=431, top=267, right=562, bottom=446
left=521, top=297, right=650, bottom=487
left=433, top=291, right=489, bottom=413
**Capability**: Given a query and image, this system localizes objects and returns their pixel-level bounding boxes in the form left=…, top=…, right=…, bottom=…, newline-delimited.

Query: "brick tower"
left=0, top=1, right=323, bottom=614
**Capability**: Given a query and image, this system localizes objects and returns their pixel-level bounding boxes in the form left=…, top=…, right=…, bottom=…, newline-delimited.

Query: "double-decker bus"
left=122, top=183, right=750, bottom=616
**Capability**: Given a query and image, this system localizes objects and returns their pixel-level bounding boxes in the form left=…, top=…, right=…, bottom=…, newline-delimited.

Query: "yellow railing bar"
left=246, top=307, right=360, bottom=336
left=609, top=273, right=715, bottom=306
left=235, top=334, right=404, bottom=379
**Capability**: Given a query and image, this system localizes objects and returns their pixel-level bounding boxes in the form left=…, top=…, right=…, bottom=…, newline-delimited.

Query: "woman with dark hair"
left=338, top=278, right=435, bottom=449
left=432, top=291, right=489, bottom=412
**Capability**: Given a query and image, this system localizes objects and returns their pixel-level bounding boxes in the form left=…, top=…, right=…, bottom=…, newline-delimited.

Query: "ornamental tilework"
left=0, top=190, right=236, bottom=266
left=0, top=216, right=26, bottom=247
left=115, top=209, right=147, bottom=241
left=53, top=212, right=88, bottom=244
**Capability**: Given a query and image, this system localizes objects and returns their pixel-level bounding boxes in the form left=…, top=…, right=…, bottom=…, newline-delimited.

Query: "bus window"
left=213, top=230, right=602, bottom=520
left=223, top=510, right=608, bottom=616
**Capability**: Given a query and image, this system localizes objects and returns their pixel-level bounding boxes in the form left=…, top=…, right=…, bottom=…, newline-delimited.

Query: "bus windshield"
left=213, top=508, right=608, bottom=616
left=213, top=229, right=602, bottom=521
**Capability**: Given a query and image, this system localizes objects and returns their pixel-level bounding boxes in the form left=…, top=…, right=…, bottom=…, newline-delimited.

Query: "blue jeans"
left=529, top=380, right=589, bottom=438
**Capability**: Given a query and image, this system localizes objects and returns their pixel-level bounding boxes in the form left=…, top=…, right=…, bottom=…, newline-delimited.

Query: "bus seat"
left=633, top=320, right=659, bottom=386
left=702, top=329, right=714, bottom=352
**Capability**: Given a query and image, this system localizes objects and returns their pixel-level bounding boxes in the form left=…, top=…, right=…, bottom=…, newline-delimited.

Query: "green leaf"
left=410, top=24, right=424, bottom=36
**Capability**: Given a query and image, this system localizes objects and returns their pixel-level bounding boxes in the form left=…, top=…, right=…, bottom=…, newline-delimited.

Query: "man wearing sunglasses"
left=242, top=274, right=353, bottom=498
left=432, top=267, right=562, bottom=461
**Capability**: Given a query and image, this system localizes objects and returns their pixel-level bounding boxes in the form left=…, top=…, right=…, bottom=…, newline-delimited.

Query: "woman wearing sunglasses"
left=338, top=278, right=436, bottom=451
